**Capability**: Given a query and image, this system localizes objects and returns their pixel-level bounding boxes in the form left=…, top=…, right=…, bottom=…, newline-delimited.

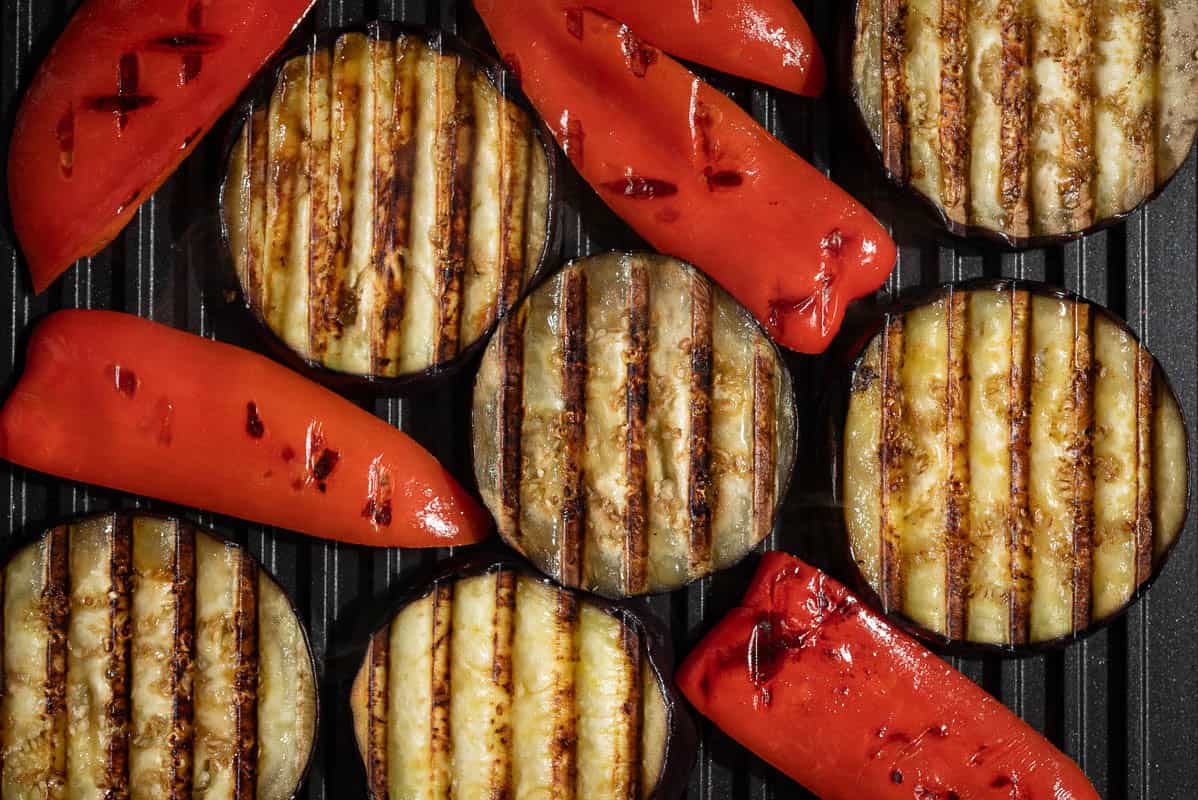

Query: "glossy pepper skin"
left=0, top=311, right=490, bottom=549
left=8, top=0, right=315, bottom=294
left=473, top=1, right=896, bottom=354
left=580, top=0, right=824, bottom=95
left=677, top=552, right=1100, bottom=800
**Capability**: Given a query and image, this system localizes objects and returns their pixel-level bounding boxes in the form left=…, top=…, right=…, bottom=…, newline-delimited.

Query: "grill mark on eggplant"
left=687, top=276, right=714, bottom=574
left=551, top=591, right=578, bottom=800
left=307, top=45, right=336, bottom=361
left=1008, top=289, right=1032, bottom=646
left=262, top=57, right=307, bottom=341
left=937, top=0, right=970, bottom=222
left=1070, top=304, right=1095, bottom=633
left=496, top=307, right=528, bottom=544
left=1134, top=346, right=1155, bottom=586
left=429, top=583, right=453, bottom=797
left=171, top=525, right=197, bottom=800
left=619, top=623, right=644, bottom=800
left=45, top=525, right=70, bottom=796
left=369, top=34, right=416, bottom=376
left=623, top=262, right=651, bottom=596
left=233, top=549, right=259, bottom=800
left=944, top=290, right=971, bottom=640
left=489, top=570, right=516, bottom=798
left=751, top=347, right=777, bottom=548
left=365, top=625, right=390, bottom=800
left=495, top=103, right=531, bottom=320
left=435, top=57, right=477, bottom=363
left=108, top=517, right=134, bottom=798
left=560, top=269, right=589, bottom=589
left=245, top=108, right=269, bottom=314
left=879, top=316, right=905, bottom=613
left=998, top=0, right=1031, bottom=238
left=880, top=0, right=909, bottom=179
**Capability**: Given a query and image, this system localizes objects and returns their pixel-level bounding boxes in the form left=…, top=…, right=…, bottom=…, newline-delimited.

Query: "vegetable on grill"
left=349, top=554, right=694, bottom=800
left=222, top=25, right=553, bottom=383
left=0, top=513, right=317, bottom=800
left=472, top=0, right=897, bottom=354
left=851, top=0, right=1198, bottom=244
left=0, top=310, right=490, bottom=548
left=8, top=0, right=316, bottom=294
left=841, top=282, right=1189, bottom=648
left=473, top=253, right=797, bottom=598
left=677, top=551, right=1100, bottom=800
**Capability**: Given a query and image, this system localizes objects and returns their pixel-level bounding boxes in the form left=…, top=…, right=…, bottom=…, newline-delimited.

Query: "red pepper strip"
left=474, top=3, right=896, bottom=354
left=579, top=0, right=824, bottom=95
left=0, top=311, right=490, bottom=549
left=677, top=553, right=1100, bottom=800
left=8, top=0, right=315, bottom=294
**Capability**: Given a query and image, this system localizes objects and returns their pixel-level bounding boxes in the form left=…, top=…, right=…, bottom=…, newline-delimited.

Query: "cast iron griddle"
left=1, top=1, right=1195, bottom=798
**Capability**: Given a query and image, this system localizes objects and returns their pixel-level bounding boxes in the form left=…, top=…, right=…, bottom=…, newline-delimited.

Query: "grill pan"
left=1, top=1, right=1195, bottom=798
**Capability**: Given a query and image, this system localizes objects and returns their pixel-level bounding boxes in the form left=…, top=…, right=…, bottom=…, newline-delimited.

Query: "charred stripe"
left=1008, top=289, right=1033, bottom=645
left=1071, top=304, right=1095, bottom=633
left=945, top=290, right=971, bottom=640
left=489, top=570, right=516, bottom=797
left=560, top=269, right=589, bottom=588
left=879, top=316, right=905, bottom=614
left=938, top=0, right=970, bottom=222
left=307, top=44, right=336, bottom=360
left=998, top=0, right=1031, bottom=238
left=624, top=261, right=651, bottom=596
left=687, top=276, right=715, bottom=574
left=496, top=307, right=528, bottom=542
left=366, top=624, right=390, bottom=799
left=435, top=57, right=478, bottom=362
left=1135, top=346, right=1155, bottom=585
left=108, top=516, right=134, bottom=798
left=430, top=583, right=453, bottom=797
left=550, top=591, right=579, bottom=799
left=245, top=107, right=269, bottom=313
left=751, top=346, right=778, bottom=547
left=234, top=549, right=259, bottom=800
left=880, top=0, right=909, bottom=179
left=171, top=525, right=197, bottom=800
left=45, top=526, right=70, bottom=794
left=620, top=622, right=644, bottom=800
left=495, top=98, right=532, bottom=317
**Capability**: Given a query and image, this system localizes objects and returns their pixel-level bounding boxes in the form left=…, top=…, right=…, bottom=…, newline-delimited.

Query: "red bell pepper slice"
left=579, top=0, right=824, bottom=95
left=677, top=552, right=1099, bottom=800
left=8, top=0, right=315, bottom=294
left=0, top=311, right=490, bottom=549
left=473, top=2, right=896, bottom=354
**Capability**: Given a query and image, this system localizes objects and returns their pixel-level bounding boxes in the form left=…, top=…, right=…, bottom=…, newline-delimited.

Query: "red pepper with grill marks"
left=677, top=552, right=1099, bottom=800
left=8, top=0, right=315, bottom=294
left=473, top=1, right=895, bottom=354
left=0, top=311, right=489, bottom=549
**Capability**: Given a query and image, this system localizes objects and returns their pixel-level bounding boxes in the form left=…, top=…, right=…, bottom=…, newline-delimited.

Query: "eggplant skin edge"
left=843, top=0, right=1198, bottom=246
left=218, top=22, right=560, bottom=392
left=346, top=550, right=697, bottom=800
left=834, top=279, right=1191, bottom=656
left=0, top=511, right=320, bottom=800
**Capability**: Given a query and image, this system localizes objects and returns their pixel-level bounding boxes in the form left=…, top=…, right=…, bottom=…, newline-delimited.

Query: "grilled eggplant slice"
left=472, top=252, right=798, bottom=598
left=349, top=554, right=694, bottom=800
left=850, top=0, right=1198, bottom=244
left=841, top=282, right=1189, bottom=649
left=222, top=24, right=554, bottom=384
left=0, top=513, right=317, bottom=799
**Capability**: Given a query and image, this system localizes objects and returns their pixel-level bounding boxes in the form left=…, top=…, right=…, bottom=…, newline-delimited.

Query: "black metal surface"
left=1, top=2, right=1195, bottom=799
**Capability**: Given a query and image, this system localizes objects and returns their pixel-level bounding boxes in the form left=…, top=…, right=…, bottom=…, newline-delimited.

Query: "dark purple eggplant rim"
left=468, top=251, right=802, bottom=600
left=826, top=277, right=1193, bottom=658
left=837, top=1, right=1198, bottom=251
left=216, top=21, right=564, bottom=397
left=0, top=510, right=321, bottom=799
left=345, top=547, right=698, bottom=800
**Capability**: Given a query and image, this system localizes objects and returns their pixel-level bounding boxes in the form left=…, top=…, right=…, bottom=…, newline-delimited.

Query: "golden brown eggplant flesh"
left=472, top=252, right=798, bottom=598
left=222, top=24, right=553, bottom=383
left=348, top=553, right=694, bottom=800
left=0, top=513, right=317, bottom=800
left=851, top=0, right=1198, bottom=245
left=841, top=282, right=1189, bottom=650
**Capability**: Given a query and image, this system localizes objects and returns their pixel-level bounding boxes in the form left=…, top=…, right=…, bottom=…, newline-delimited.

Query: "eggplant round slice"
left=850, top=0, right=1198, bottom=245
left=222, top=25, right=554, bottom=383
left=841, top=282, right=1189, bottom=650
left=472, top=252, right=798, bottom=598
left=349, top=554, right=694, bottom=800
left=0, top=513, right=318, bottom=799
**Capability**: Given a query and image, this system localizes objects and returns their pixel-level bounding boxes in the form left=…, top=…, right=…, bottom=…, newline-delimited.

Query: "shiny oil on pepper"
left=473, top=1, right=896, bottom=354
left=0, top=311, right=490, bottom=549
left=7, top=0, right=315, bottom=294
left=678, top=552, right=1100, bottom=800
